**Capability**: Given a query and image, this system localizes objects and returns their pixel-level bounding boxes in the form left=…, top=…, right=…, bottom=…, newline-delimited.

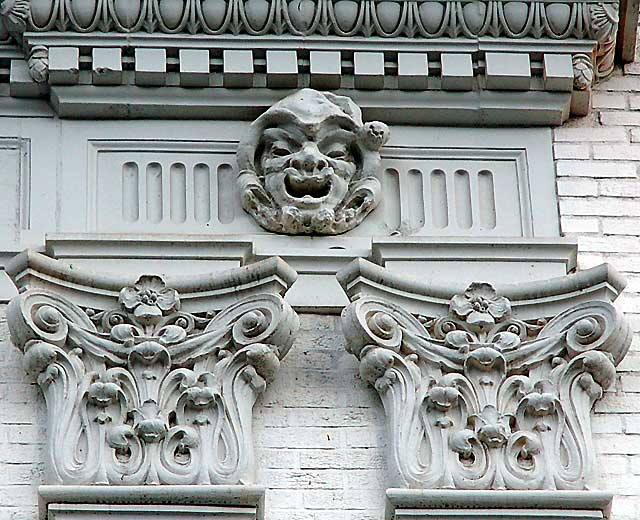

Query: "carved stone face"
left=237, top=89, right=389, bottom=235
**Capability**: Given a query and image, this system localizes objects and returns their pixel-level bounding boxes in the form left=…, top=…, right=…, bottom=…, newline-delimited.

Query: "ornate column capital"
left=6, top=254, right=300, bottom=486
left=340, top=260, right=631, bottom=491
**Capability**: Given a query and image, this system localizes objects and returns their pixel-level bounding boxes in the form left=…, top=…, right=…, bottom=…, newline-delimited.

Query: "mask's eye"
left=271, top=146, right=290, bottom=157
left=327, top=149, right=347, bottom=160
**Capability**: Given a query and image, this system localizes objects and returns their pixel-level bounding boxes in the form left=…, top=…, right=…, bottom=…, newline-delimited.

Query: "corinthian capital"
left=6, top=254, right=300, bottom=486
left=340, top=260, right=631, bottom=491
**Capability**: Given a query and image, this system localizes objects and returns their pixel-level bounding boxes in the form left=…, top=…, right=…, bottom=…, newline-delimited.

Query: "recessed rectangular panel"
left=380, top=148, right=527, bottom=237
left=0, top=138, right=30, bottom=247
left=91, top=141, right=241, bottom=232
left=78, top=127, right=553, bottom=239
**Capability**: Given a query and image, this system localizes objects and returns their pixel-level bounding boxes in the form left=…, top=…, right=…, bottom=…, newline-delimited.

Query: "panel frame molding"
left=381, top=146, right=532, bottom=237
left=86, top=138, right=240, bottom=232
left=0, top=135, right=31, bottom=248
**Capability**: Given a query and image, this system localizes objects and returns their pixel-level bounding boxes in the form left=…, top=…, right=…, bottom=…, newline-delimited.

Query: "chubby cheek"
left=329, top=159, right=356, bottom=179
left=260, top=157, right=289, bottom=175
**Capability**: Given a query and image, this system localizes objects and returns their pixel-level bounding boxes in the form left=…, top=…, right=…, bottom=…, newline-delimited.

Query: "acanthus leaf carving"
left=27, top=44, right=49, bottom=83
left=8, top=273, right=300, bottom=486
left=341, top=279, right=631, bottom=491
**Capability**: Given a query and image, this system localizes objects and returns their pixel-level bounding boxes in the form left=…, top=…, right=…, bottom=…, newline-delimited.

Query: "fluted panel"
left=454, top=169, right=472, bottom=229
left=94, top=142, right=245, bottom=232
left=380, top=147, right=526, bottom=236
left=146, top=162, right=163, bottom=223
left=383, top=167, right=401, bottom=231
left=217, top=163, right=235, bottom=224
left=430, top=168, right=448, bottom=229
left=194, top=163, right=211, bottom=223
left=170, top=162, right=187, bottom=223
left=122, top=162, right=139, bottom=222
left=477, top=169, right=497, bottom=229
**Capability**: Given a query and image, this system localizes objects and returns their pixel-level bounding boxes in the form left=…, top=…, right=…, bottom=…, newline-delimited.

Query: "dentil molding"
left=0, top=0, right=626, bottom=121
left=340, top=259, right=631, bottom=492
left=6, top=253, right=300, bottom=486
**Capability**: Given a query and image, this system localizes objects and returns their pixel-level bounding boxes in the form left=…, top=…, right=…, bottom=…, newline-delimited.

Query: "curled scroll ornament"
left=341, top=282, right=630, bottom=490
left=7, top=274, right=300, bottom=485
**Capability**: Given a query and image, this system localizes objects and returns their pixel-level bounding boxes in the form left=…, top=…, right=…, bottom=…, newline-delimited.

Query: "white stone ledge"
left=6, top=249, right=297, bottom=313
left=39, top=485, right=265, bottom=520
left=385, top=489, right=613, bottom=520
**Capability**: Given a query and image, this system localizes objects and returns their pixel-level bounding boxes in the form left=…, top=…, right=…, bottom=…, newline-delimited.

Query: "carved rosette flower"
left=450, top=282, right=511, bottom=330
left=119, top=275, right=180, bottom=325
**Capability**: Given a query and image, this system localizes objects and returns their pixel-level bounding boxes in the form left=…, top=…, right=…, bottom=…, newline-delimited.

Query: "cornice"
left=0, top=0, right=628, bottom=122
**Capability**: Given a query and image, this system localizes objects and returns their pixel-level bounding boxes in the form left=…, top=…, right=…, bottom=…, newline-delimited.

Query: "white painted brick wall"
left=254, top=315, right=387, bottom=520
left=554, top=52, right=640, bottom=520
left=0, top=305, right=45, bottom=520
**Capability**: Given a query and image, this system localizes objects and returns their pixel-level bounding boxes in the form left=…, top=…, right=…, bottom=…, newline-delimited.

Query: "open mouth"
left=284, top=174, right=332, bottom=199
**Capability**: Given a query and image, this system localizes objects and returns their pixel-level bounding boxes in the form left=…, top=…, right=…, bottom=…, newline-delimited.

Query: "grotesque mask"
left=237, top=88, right=389, bottom=235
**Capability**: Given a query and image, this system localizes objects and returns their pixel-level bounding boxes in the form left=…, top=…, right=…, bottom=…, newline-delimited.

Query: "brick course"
left=555, top=54, right=640, bottom=520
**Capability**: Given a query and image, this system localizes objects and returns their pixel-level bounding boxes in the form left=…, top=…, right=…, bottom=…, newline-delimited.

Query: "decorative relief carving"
left=28, top=45, right=49, bottom=83
left=0, top=0, right=28, bottom=41
left=20, top=0, right=615, bottom=43
left=341, top=279, right=631, bottom=490
left=7, top=271, right=299, bottom=485
left=237, top=88, right=389, bottom=235
left=572, top=53, right=594, bottom=91
left=590, top=2, right=618, bottom=82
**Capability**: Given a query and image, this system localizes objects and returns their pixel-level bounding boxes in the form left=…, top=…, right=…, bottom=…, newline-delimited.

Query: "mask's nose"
left=290, top=146, right=328, bottom=173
